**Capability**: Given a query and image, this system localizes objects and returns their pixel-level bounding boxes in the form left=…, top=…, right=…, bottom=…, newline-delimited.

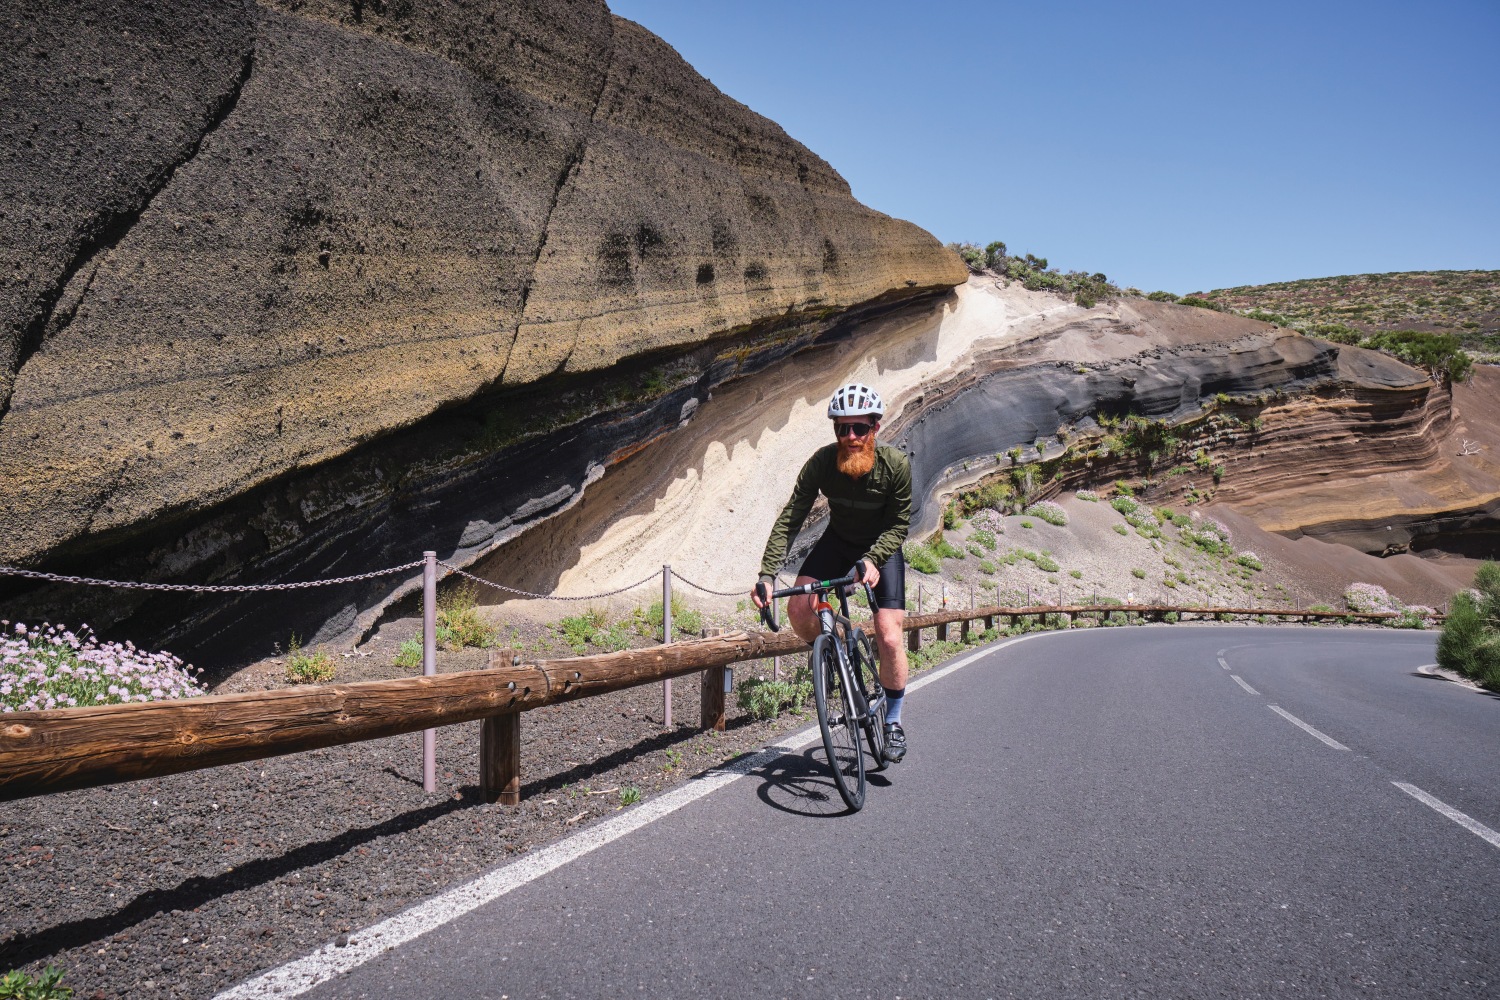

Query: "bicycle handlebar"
left=757, top=569, right=874, bottom=633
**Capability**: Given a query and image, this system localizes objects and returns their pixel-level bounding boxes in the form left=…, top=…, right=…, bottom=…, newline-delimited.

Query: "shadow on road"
left=752, top=747, right=891, bottom=818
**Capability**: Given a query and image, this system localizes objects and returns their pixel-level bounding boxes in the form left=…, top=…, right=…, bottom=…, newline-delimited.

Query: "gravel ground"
left=0, top=648, right=829, bottom=999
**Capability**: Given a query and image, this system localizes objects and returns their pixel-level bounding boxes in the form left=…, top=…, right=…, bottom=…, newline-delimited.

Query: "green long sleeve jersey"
left=759, top=442, right=912, bottom=577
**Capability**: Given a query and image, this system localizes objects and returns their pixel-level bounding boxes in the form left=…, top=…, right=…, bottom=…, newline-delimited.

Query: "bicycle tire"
left=851, top=628, right=888, bottom=772
left=812, top=633, right=865, bottom=811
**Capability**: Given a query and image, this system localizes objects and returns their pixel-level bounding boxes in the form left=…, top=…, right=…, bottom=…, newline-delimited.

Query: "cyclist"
left=751, top=382, right=912, bottom=763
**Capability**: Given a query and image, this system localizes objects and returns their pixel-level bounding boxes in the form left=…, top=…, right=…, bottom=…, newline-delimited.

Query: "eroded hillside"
left=0, top=0, right=964, bottom=661
left=1193, top=270, right=1499, bottom=354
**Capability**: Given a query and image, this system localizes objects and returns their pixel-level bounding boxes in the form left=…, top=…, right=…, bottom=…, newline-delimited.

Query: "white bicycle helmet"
left=827, top=382, right=884, bottom=419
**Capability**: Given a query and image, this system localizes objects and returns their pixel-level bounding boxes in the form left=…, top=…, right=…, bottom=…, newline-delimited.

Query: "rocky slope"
left=475, top=277, right=1492, bottom=621
left=0, top=0, right=964, bottom=664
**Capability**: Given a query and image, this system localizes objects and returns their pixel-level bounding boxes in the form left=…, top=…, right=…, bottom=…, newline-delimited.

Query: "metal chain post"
left=422, top=551, right=437, bottom=794
left=662, top=564, right=672, bottom=729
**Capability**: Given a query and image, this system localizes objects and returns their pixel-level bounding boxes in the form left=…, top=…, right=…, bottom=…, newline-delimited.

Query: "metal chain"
left=0, top=560, right=424, bottom=593
left=438, top=562, right=659, bottom=601
left=669, top=568, right=745, bottom=598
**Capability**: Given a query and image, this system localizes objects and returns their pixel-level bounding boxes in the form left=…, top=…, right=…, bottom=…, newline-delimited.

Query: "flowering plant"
left=1, top=621, right=205, bottom=713
left=1075, top=490, right=1099, bottom=502
left=1023, top=501, right=1068, bottom=526
left=1343, top=582, right=1403, bottom=614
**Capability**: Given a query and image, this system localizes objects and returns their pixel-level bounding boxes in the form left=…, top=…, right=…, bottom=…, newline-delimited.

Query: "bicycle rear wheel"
left=851, top=629, right=887, bottom=772
left=812, top=634, right=865, bottom=811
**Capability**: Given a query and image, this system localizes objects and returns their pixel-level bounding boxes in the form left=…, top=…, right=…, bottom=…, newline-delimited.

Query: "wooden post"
left=984, top=614, right=994, bottom=630
left=480, top=714, right=521, bottom=806
left=961, top=619, right=971, bottom=642
left=701, top=628, right=726, bottom=732
left=907, top=626, right=920, bottom=653
left=480, top=648, right=522, bottom=805
left=936, top=620, right=949, bottom=642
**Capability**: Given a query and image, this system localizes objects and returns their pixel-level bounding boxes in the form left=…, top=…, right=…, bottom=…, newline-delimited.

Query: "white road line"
left=1393, top=782, right=1500, bottom=849
left=213, top=631, right=1043, bottom=998
left=1216, top=650, right=1229, bottom=670
left=1230, top=674, right=1258, bottom=695
left=1268, top=705, right=1350, bottom=750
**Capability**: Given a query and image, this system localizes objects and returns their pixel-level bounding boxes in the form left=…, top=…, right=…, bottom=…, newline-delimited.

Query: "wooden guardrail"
left=0, top=603, right=1433, bottom=804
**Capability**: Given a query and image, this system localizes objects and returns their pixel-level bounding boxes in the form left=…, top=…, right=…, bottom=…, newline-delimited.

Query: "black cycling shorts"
left=796, top=531, right=907, bottom=611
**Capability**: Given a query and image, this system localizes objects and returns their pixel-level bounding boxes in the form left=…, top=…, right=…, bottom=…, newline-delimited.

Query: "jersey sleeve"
left=862, top=451, right=912, bottom=568
left=759, top=452, right=824, bottom=577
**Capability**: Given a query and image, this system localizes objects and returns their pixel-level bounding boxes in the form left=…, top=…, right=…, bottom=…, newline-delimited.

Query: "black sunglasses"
left=834, top=421, right=875, bottom=438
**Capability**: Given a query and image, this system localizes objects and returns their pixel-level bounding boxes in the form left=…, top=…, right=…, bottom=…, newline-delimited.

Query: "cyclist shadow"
left=753, top=746, right=892, bottom=818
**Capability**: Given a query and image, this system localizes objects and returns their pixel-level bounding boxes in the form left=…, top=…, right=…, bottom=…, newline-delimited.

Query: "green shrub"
left=1035, top=553, right=1060, bottom=573
left=1020, top=520, right=1033, bottom=529
left=635, top=595, right=702, bottom=639
left=1131, top=568, right=1146, bottom=579
left=285, top=635, right=336, bottom=685
left=0, top=966, right=72, bottom=1000
left=437, top=582, right=497, bottom=649
left=1146, top=290, right=1180, bottom=302
left=904, top=542, right=941, bottom=574
left=737, top=676, right=810, bottom=719
left=1069, top=570, right=1083, bottom=579
left=931, top=535, right=965, bottom=559
left=1113, top=524, right=1129, bottom=536
left=1437, top=562, right=1500, bottom=685
left=967, top=543, right=987, bottom=558
left=395, top=638, right=422, bottom=669
left=619, top=786, right=642, bottom=806
left=1363, top=330, right=1473, bottom=381
left=971, top=529, right=998, bottom=551
left=1307, top=322, right=1363, bottom=345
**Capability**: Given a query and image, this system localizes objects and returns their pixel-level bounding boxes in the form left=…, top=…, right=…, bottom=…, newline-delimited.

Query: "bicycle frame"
left=761, top=574, right=886, bottom=739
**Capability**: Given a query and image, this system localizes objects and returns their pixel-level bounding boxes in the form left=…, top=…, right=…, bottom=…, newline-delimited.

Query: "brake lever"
left=757, top=583, right=780, bottom=632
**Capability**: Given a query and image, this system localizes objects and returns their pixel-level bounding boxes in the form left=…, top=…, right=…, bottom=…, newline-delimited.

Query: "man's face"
left=834, top=417, right=878, bottom=477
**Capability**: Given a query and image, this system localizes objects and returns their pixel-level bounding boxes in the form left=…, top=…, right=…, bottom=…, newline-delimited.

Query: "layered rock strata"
left=473, top=279, right=1494, bottom=615
left=897, top=305, right=1497, bottom=559
left=0, top=0, right=964, bottom=663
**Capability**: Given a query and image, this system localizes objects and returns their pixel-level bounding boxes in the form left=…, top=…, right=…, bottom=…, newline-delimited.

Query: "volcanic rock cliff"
left=0, top=0, right=964, bottom=659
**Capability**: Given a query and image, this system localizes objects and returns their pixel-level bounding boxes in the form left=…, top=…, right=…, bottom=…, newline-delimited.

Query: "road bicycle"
left=759, top=569, right=888, bottom=811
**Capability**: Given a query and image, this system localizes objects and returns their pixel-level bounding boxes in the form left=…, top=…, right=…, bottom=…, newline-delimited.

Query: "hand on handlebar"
left=854, top=559, right=881, bottom=589
left=750, top=575, right=775, bottom=610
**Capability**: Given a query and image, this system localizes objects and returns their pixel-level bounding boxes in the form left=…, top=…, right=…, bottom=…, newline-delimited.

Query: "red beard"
left=837, top=435, right=876, bottom=478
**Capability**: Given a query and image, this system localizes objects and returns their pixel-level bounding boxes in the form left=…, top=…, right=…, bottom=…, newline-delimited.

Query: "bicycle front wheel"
left=812, top=634, right=865, bottom=811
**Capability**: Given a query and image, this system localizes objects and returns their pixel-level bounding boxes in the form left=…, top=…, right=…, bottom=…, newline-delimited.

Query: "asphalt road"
left=254, top=625, right=1498, bottom=999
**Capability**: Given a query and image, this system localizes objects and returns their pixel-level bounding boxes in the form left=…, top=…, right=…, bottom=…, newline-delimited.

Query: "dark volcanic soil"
left=0, top=661, right=817, bottom=999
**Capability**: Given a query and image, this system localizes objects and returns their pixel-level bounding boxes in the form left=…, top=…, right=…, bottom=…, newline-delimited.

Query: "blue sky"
left=608, top=0, right=1500, bottom=294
